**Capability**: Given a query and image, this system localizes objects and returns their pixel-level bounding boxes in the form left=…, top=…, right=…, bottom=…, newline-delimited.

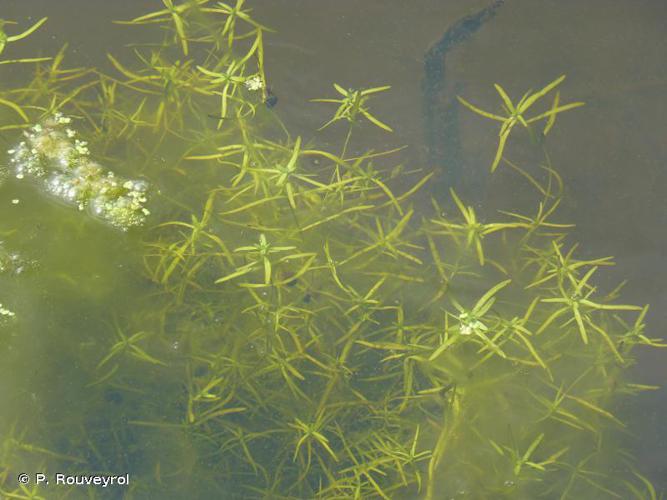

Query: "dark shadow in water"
left=422, top=0, right=504, bottom=191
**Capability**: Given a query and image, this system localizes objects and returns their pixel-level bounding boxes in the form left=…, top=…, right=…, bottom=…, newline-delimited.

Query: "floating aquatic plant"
left=457, top=75, right=584, bottom=171
left=313, top=84, right=393, bottom=157
left=7, top=113, right=150, bottom=230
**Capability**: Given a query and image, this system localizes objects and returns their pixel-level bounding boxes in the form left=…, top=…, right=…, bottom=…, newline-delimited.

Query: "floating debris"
left=0, top=303, right=15, bottom=324
left=7, top=113, right=150, bottom=230
left=0, top=241, right=34, bottom=276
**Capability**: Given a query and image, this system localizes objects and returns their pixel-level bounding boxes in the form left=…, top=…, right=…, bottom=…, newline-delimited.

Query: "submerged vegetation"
left=0, top=1, right=663, bottom=499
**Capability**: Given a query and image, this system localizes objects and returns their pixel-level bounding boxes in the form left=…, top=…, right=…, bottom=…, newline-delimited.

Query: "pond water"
left=1, top=1, right=665, bottom=498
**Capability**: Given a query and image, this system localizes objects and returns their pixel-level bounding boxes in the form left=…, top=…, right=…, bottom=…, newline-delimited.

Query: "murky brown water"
left=2, top=0, right=666, bottom=493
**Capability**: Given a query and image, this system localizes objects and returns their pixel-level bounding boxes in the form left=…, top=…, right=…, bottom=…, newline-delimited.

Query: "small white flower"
left=11, top=199, right=19, bottom=205
left=458, top=312, right=487, bottom=336
left=460, top=324, right=473, bottom=336
left=244, top=75, right=264, bottom=91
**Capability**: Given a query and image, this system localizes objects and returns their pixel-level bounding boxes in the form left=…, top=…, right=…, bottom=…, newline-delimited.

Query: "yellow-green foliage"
left=0, top=2, right=663, bottom=499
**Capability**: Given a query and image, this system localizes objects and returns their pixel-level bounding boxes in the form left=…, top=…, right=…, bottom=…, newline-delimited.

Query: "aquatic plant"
left=7, top=113, right=150, bottom=230
left=0, top=2, right=663, bottom=499
left=0, top=17, right=47, bottom=57
left=457, top=75, right=584, bottom=171
left=0, top=16, right=50, bottom=133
